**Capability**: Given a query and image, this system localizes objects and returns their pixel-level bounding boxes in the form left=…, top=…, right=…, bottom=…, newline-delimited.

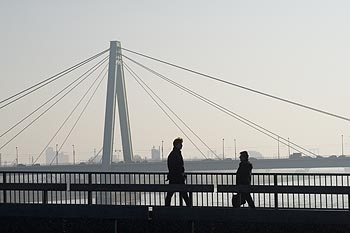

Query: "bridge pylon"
left=102, top=41, right=133, bottom=168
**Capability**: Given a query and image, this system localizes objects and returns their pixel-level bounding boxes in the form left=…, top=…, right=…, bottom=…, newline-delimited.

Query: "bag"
left=232, top=193, right=246, bottom=208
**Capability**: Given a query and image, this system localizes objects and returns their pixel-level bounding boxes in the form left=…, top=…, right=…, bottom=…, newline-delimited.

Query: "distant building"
left=45, top=147, right=69, bottom=165
left=289, top=153, right=302, bottom=159
left=151, top=146, right=160, bottom=161
left=247, top=150, right=264, bottom=159
left=45, top=147, right=55, bottom=165
left=133, top=154, right=143, bottom=162
left=58, top=152, right=69, bottom=164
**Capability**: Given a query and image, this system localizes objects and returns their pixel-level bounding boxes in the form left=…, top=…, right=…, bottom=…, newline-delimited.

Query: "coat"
left=167, top=147, right=185, bottom=183
left=236, top=160, right=253, bottom=185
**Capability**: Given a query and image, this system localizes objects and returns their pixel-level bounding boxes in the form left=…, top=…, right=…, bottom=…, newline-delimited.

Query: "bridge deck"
left=1, top=171, right=350, bottom=232
left=1, top=204, right=350, bottom=225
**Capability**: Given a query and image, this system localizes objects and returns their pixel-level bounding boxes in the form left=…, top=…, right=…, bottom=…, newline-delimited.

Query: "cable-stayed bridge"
left=0, top=41, right=349, bottom=172
left=2, top=41, right=350, bottom=232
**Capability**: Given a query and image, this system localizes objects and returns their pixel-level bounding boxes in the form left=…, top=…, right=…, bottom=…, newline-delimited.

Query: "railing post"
left=179, top=192, right=183, bottom=207
left=43, top=190, right=48, bottom=204
left=3, top=172, right=6, bottom=203
left=274, top=174, right=278, bottom=209
left=88, top=173, right=92, bottom=205
left=189, top=192, right=193, bottom=207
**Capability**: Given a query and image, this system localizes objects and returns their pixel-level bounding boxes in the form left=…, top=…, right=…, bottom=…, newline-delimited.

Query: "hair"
left=173, top=137, right=183, bottom=147
left=239, top=151, right=249, bottom=158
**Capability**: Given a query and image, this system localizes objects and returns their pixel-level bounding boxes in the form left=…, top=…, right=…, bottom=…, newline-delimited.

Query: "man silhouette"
left=234, top=151, right=255, bottom=208
left=165, top=137, right=190, bottom=206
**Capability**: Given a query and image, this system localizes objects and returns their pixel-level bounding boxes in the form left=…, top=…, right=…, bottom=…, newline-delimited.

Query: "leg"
left=180, top=192, right=191, bottom=207
left=165, top=191, right=174, bottom=206
left=245, top=193, right=255, bottom=208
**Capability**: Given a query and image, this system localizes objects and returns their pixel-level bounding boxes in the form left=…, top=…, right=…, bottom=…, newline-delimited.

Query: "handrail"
left=70, top=184, right=214, bottom=192
left=217, top=185, right=350, bottom=194
left=0, top=183, right=66, bottom=191
left=2, top=170, right=350, bottom=176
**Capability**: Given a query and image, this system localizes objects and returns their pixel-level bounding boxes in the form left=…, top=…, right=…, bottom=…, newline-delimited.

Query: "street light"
left=55, top=144, right=59, bottom=165
left=72, top=145, right=76, bottom=165
left=277, top=137, right=280, bottom=159
left=161, top=140, right=164, bottom=161
left=234, top=139, right=237, bottom=160
left=288, top=138, right=291, bottom=157
left=341, top=135, right=344, bottom=156
left=16, top=147, right=18, bottom=165
left=222, top=138, right=225, bottom=160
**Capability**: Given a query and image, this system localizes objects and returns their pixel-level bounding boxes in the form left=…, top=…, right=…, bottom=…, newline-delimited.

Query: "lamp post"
left=16, top=147, right=18, bottom=165
left=277, top=137, right=280, bottom=159
left=72, top=145, right=76, bottom=165
left=55, top=144, right=58, bottom=165
left=341, top=135, right=344, bottom=156
left=161, top=140, right=164, bottom=161
left=234, top=139, right=237, bottom=160
left=288, top=137, right=291, bottom=157
left=222, top=138, right=225, bottom=160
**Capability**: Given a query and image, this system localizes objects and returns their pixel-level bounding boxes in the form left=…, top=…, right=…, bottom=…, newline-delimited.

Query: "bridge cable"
left=0, top=49, right=109, bottom=110
left=48, top=68, right=108, bottom=165
left=0, top=56, right=109, bottom=153
left=125, top=57, right=316, bottom=157
left=91, top=147, right=103, bottom=163
left=124, top=62, right=221, bottom=160
left=0, top=56, right=109, bottom=139
left=31, top=59, right=108, bottom=164
left=123, top=64, right=208, bottom=159
left=121, top=48, right=350, bottom=123
left=124, top=56, right=317, bottom=157
left=124, top=64, right=208, bottom=160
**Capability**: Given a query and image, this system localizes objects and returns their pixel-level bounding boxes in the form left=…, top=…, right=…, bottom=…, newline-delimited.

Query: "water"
left=254, top=167, right=347, bottom=173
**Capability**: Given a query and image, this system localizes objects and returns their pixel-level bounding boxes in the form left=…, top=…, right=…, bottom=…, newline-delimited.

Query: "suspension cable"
left=124, top=56, right=317, bottom=157
left=49, top=69, right=108, bottom=165
left=124, top=64, right=208, bottom=159
left=0, top=49, right=109, bottom=109
left=126, top=57, right=316, bottom=157
left=0, top=57, right=108, bottom=152
left=124, top=62, right=220, bottom=160
left=121, top=48, right=350, bottom=123
left=31, top=61, right=108, bottom=164
left=0, top=56, right=109, bottom=139
left=91, top=147, right=103, bottom=163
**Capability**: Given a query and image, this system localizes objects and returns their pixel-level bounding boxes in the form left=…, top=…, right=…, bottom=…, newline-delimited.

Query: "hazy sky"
left=1, top=0, right=350, bottom=164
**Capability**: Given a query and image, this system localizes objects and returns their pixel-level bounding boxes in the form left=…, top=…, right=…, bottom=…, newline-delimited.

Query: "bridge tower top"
left=102, top=41, right=133, bottom=168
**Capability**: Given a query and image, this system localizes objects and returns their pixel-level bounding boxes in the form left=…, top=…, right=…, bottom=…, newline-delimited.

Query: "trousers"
left=165, top=179, right=191, bottom=206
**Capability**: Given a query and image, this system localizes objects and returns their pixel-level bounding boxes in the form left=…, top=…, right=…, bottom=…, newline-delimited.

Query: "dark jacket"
left=167, top=147, right=185, bottom=182
left=236, top=160, right=253, bottom=185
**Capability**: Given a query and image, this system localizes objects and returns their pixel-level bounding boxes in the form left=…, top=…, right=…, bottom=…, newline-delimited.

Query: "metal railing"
left=1, top=171, right=350, bottom=210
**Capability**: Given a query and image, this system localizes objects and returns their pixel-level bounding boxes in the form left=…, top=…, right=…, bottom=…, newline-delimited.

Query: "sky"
left=0, top=0, right=350, bottom=164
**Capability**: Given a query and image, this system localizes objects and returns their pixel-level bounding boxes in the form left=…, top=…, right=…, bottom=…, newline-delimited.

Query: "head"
left=173, top=137, right=183, bottom=150
left=239, top=151, right=249, bottom=161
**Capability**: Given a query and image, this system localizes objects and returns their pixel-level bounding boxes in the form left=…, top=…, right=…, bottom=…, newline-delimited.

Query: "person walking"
left=233, top=151, right=255, bottom=208
left=165, top=137, right=191, bottom=206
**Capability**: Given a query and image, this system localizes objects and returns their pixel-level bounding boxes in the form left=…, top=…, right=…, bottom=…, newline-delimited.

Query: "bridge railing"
left=0, top=171, right=350, bottom=210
